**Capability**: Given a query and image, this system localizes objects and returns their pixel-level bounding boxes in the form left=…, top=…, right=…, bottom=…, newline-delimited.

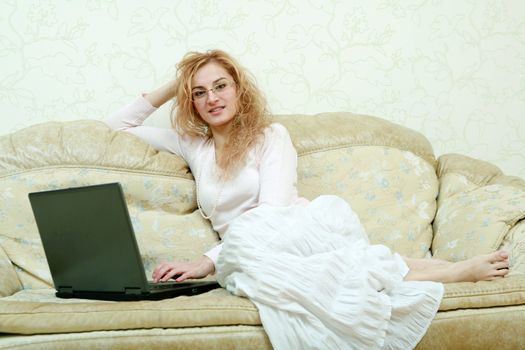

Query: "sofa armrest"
left=0, top=243, right=22, bottom=297
left=432, top=154, right=525, bottom=261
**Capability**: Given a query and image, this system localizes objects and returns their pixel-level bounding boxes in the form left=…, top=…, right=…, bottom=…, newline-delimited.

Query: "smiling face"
left=191, top=62, right=238, bottom=136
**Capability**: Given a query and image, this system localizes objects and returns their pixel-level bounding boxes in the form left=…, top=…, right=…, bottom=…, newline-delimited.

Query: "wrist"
left=200, top=255, right=216, bottom=275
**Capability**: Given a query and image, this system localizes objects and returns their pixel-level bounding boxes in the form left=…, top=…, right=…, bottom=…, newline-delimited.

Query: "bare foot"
left=404, top=250, right=509, bottom=283
left=448, top=250, right=509, bottom=283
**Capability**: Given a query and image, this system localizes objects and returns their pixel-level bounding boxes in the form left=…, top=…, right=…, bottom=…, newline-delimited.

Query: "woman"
left=106, top=49, right=509, bottom=349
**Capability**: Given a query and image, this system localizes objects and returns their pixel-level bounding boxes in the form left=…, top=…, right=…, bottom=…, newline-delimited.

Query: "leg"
left=404, top=250, right=509, bottom=283
left=403, top=256, right=452, bottom=271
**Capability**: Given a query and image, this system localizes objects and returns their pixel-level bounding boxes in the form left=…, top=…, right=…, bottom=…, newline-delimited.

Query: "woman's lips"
left=209, top=106, right=225, bottom=115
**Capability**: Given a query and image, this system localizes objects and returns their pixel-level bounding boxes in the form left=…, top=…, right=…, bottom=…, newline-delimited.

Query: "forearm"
left=144, top=79, right=177, bottom=108
left=104, top=94, right=184, bottom=155
left=105, top=95, right=157, bottom=130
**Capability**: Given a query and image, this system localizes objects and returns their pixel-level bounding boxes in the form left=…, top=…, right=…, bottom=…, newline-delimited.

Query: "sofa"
left=0, top=112, right=524, bottom=350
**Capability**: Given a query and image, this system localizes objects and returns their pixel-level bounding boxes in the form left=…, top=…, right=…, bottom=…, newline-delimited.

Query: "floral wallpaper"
left=1, top=0, right=524, bottom=178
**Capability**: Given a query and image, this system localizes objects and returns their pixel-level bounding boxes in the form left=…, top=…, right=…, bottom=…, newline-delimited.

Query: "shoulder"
left=263, top=122, right=291, bottom=140
left=256, top=122, right=295, bottom=157
left=178, top=131, right=205, bottom=145
left=174, top=130, right=209, bottom=158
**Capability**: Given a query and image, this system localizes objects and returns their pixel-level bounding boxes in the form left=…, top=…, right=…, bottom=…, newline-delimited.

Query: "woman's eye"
left=214, top=83, right=227, bottom=91
left=193, top=90, right=206, bottom=97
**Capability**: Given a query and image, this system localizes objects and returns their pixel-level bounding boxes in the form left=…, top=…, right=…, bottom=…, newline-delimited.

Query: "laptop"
left=28, top=182, right=220, bottom=301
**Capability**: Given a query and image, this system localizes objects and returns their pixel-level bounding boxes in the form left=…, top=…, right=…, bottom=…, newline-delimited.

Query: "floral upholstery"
left=297, top=146, right=437, bottom=258
left=433, top=154, right=525, bottom=268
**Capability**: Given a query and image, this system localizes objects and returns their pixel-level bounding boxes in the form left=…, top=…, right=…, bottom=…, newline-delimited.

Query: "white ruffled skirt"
left=216, top=196, right=444, bottom=350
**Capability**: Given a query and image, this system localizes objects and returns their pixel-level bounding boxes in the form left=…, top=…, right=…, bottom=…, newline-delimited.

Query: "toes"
left=489, top=250, right=508, bottom=262
left=493, top=261, right=509, bottom=270
left=493, top=268, right=509, bottom=277
left=485, top=269, right=508, bottom=281
left=495, top=250, right=509, bottom=260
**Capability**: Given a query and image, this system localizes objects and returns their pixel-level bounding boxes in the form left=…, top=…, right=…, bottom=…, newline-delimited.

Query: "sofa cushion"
left=0, top=326, right=272, bottom=350
left=276, top=113, right=438, bottom=258
left=0, top=288, right=260, bottom=335
left=416, top=304, right=525, bottom=350
left=432, top=178, right=525, bottom=261
left=0, top=121, right=219, bottom=289
left=296, top=146, right=438, bottom=257
left=439, top=275, right=525, bottom=311
left=2, top=276, right=524, bottom=335
left=0, top=170, right=219, bottom=290
left=2, top=307, right=524, bottom=350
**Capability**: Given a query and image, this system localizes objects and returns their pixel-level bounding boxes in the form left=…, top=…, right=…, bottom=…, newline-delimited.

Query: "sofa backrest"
left=276, top=113, right=438, bottom=258
left=0, top=114, right=438, bottom=291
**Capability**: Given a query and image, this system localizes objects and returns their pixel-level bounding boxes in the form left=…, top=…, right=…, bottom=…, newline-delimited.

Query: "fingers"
left=152, top=262, right=184, bottom=282
left=152, top=261, right=200, bottom=282
left=175, top=272, right=191, bottom=282
left=152, top=262, right=169, bottom=282
left=160, top=267, right=183, bottom=282
left=174, top=266, right=203, bottom=282
left=151, top=257, right=216, bottom=282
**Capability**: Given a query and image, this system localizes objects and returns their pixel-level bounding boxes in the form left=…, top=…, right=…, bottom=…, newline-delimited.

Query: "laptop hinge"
left=58, top=286, right=73, bottom=294
left=125, top=287, right=143, bottom=295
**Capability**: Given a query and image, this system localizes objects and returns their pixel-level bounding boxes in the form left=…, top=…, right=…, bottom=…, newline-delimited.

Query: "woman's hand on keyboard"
left=152, top=256, right=215, bottom=283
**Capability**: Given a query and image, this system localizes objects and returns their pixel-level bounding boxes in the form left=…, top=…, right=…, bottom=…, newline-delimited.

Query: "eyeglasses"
left=191, top=79, right=235, bottom=101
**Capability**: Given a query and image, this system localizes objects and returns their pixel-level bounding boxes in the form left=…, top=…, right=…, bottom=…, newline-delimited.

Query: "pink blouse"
left=105, top=96, right=307, bottom=265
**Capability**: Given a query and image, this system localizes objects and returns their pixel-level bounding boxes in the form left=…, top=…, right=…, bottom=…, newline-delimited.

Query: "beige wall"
left=1, top=0, right=524, bottom=178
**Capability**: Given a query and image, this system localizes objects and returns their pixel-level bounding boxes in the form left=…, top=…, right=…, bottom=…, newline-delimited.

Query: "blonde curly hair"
left=171, top=50, right=271, bottom=178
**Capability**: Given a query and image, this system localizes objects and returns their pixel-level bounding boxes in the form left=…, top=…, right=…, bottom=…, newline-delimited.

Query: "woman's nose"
left=206, top=89, right=219, bottom=102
